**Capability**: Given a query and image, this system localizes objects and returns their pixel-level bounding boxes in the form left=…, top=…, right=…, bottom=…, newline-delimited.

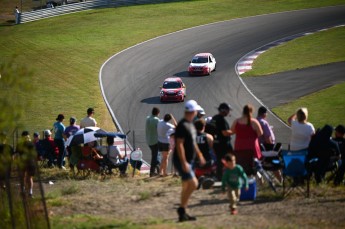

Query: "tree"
left=0, top=58, right=34, bottom=134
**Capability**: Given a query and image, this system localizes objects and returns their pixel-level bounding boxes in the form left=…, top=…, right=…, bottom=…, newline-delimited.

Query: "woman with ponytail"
left=230, top=104, right=263, bottom=159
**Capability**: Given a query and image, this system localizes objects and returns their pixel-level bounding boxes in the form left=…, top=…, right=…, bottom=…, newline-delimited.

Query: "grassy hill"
left=1, top=0, right=344, bottom=135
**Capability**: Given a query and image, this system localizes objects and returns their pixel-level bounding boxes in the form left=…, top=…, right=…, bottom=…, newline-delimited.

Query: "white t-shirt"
left=80, top=116, right=97, bottom=128
left=290, top=120, right=315, bottom=151
left=157, top=120, right=175, bottom=144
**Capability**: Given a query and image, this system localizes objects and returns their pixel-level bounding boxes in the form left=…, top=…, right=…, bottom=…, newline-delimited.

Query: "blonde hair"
left=296, top=107, right=308, bottom=123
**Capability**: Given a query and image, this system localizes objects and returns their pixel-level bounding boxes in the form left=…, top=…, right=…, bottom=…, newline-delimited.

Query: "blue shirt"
left=53, top=121, right=65, bottom=140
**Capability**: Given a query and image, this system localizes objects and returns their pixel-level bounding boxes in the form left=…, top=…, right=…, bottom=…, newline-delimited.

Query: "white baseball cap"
left=185, top=100, right=199, bottom=112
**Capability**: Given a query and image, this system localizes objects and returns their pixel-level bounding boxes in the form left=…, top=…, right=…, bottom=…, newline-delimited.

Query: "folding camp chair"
left=130, top=148, right=143, bottom=177
left=282, top=149, right=310, bottom=198
left=260, top=143, right=284, bottom=189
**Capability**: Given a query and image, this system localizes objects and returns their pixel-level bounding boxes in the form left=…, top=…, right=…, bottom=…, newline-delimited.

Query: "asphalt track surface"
left=243, top=62, right=345, bottom=108
left=100, top=6, right=345, bottom=163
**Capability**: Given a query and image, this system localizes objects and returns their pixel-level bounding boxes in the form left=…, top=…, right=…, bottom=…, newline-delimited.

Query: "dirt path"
left=44, top=174, right=345, bottom=228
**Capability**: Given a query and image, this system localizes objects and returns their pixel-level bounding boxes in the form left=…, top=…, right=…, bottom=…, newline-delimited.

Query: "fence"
left=19, top=0, right=179, bottom=24
left=0, top=129, right=50, bottom=229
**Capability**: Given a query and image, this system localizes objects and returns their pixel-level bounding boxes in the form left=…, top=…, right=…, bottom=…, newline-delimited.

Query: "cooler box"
left=240, top=178, right=257, bottom=200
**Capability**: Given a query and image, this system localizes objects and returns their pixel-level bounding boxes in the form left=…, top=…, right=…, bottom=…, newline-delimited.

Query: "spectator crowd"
left=145, top=100, right=345, bottom=221
left=1, top=102, right=344, bottom=221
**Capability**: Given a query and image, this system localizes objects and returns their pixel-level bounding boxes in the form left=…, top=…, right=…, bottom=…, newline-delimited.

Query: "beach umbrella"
left=66, top=127, right=107, bottom=146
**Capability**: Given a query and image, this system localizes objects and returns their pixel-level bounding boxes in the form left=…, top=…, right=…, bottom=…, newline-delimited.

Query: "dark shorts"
left=174, top=159, right=195, bottom=181
left=158, top=142, right=170, bottom=152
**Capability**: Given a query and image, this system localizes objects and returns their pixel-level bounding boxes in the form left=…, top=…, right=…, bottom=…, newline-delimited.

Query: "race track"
left=100, top=5, right=345, bottom=162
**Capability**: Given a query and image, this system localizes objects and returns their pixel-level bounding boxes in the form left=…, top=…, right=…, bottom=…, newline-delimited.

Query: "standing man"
left=53, top=114, right=66, bottom=170
left=210, top=103, right=233, bottom=181
left=173, top=100, right=205, bottom=222
left=257, top=106, right=275, bottom=146
left=14, top=6, right=20, bottom=24
left=146, top=107, right=160, bottom=177
left=80, top=108, right=97, bottom=128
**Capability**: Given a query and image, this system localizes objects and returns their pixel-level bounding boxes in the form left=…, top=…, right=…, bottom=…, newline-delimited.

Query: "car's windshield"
left=191, top=57, right=208, bottom=64
left=162, top=81, right=181, bottom=89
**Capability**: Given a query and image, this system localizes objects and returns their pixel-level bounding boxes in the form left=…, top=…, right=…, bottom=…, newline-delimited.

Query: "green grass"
left=241, top=27, right=345, bottom=129
left=243, top=27, right=345, bottom=76
left=272, top=82, right=345, bottom=129
left=61, top=184, right=80, bottom=196
left=1, top=0, right=345, bottom=135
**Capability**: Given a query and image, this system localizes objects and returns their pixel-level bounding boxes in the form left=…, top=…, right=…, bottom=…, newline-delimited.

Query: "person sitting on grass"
left=222, top=153, right=248, bottom=215
left=41, top=129, right=58, bottom=168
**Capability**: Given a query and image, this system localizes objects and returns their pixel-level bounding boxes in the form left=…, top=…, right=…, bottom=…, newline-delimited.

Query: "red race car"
left=160, top=77, right=186, bottom=102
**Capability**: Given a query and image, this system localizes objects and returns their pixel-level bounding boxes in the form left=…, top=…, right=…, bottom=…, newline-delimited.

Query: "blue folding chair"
left=282, top=149, right=310, bottom=198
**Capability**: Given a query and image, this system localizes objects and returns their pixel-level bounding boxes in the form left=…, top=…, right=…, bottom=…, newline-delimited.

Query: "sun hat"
left=185, top=100, right=199, bottom=112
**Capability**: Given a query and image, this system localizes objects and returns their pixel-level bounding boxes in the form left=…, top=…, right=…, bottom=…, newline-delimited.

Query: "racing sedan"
left=188, top=53, right=216, bottom=76
left=160, top=77, right=186, bottom=102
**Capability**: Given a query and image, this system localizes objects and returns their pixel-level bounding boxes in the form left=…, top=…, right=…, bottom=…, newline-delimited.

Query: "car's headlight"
left=160, top=91, right=164, bottom=95
left=177, top=90, right=183, bottom=95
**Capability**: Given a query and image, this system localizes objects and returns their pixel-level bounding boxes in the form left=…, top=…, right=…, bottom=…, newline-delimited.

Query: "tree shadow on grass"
left=0, top=20, right=15, bottom=27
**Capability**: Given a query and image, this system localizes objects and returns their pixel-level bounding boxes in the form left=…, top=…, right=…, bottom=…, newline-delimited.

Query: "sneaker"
left=177, top=207, right=197, bottom=222
left=231, top=208, right=238, bottom=215
left=180, top=213, right=197, bottom=222
left=60, top=166, right=67, bottom=170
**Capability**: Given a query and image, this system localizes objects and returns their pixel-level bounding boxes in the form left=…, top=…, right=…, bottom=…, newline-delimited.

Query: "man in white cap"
left=173, top=100, right=205, bottom=222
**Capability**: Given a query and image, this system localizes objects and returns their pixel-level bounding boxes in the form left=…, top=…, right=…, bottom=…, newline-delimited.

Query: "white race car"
left=188, top=53, right=216, bottom=76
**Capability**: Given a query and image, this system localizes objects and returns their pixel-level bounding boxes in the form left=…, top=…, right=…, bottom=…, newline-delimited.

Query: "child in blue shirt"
left=222, top=153, right=248, bottom=215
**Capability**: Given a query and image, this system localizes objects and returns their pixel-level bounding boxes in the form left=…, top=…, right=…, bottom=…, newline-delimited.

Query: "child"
left=222, top=153, right=248, bottom=215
